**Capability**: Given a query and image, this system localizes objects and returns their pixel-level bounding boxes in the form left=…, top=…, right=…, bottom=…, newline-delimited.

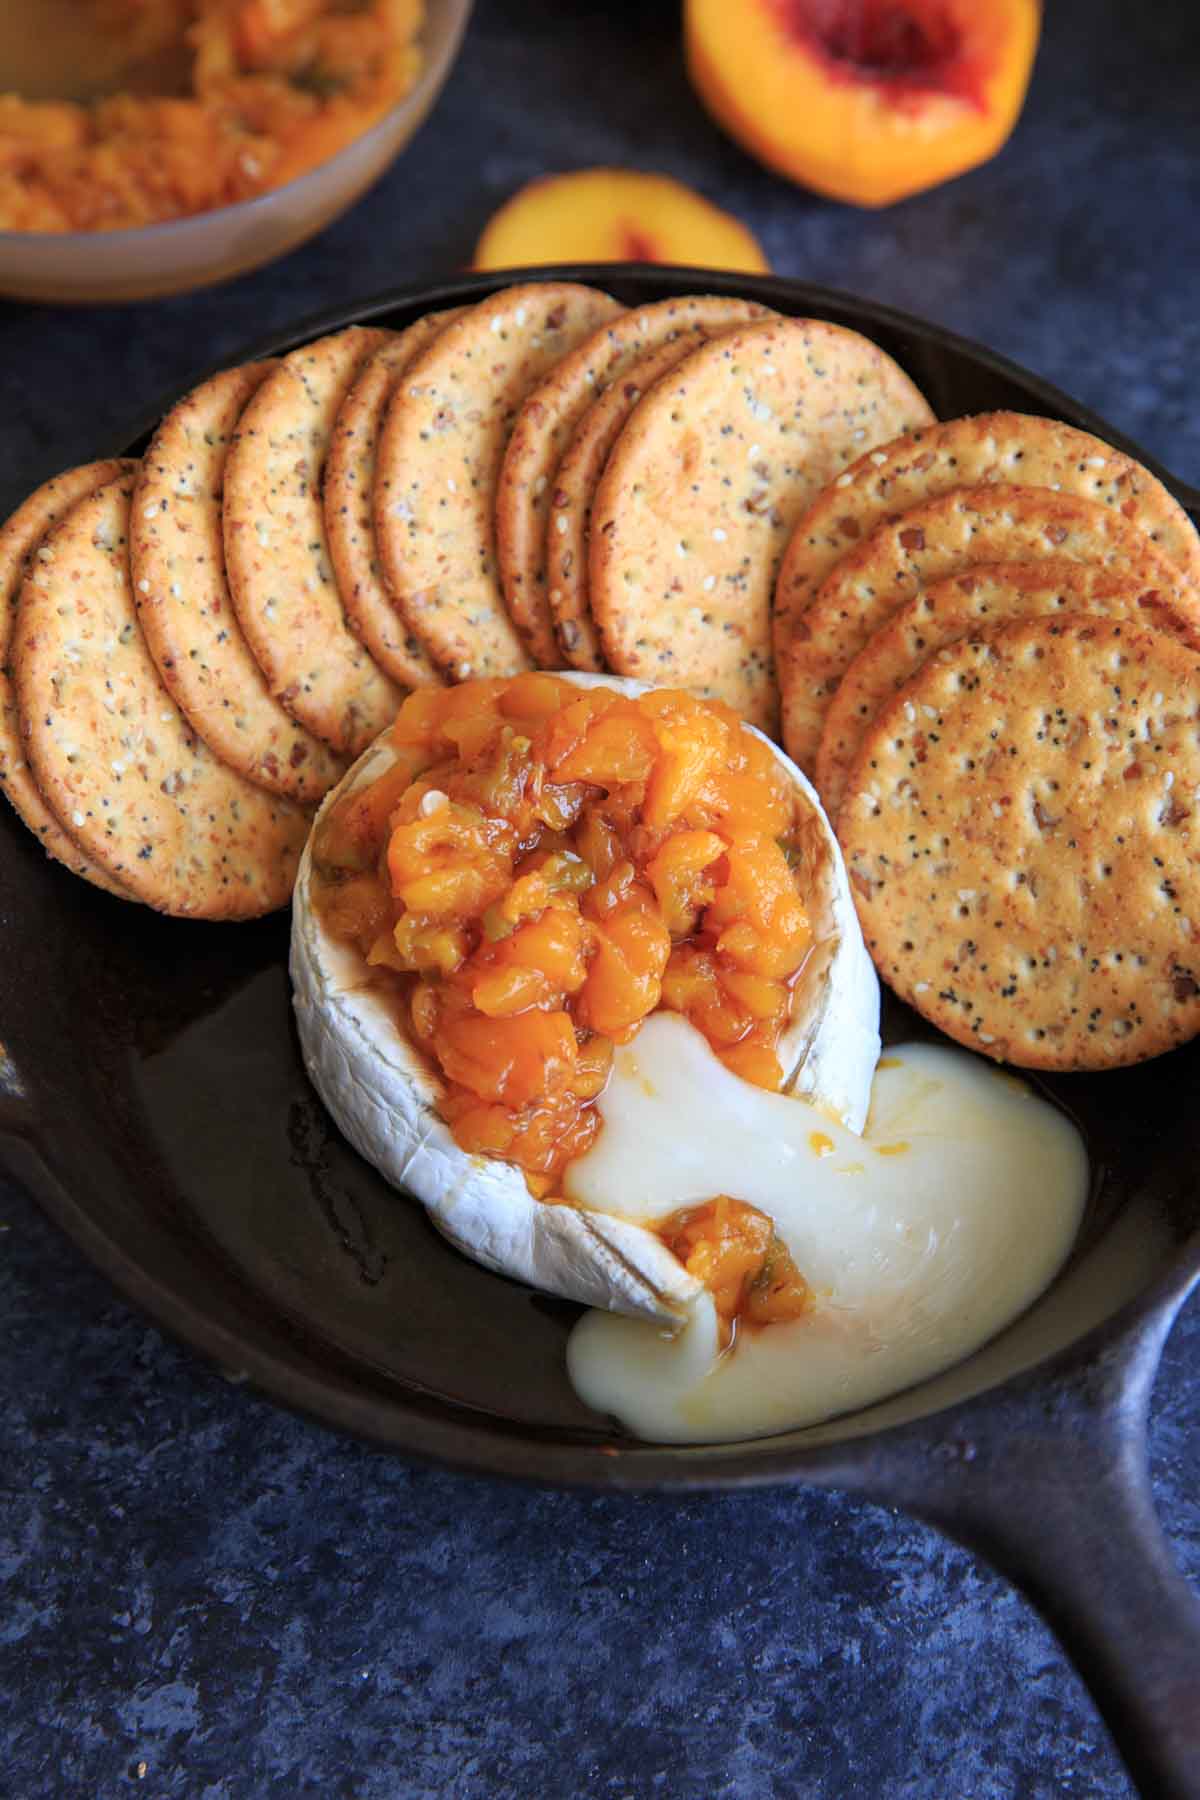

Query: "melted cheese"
left=564, top=1015, right=1088, bottom=1443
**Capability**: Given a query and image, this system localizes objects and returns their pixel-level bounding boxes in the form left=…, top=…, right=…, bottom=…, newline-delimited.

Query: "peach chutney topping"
left=312, top=674, right=815, bottom=1330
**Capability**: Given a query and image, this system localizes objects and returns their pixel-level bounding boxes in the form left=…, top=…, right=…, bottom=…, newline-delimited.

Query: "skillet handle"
left=839, top=1289, right=1200, bottom=1799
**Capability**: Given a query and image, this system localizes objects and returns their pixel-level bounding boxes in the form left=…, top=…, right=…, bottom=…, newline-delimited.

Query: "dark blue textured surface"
left=2, top=2, right=1199, bottom=1794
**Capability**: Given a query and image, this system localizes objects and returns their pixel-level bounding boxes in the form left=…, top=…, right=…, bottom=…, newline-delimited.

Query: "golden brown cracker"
left=839, top=615, right=1200, bottom=1070
left=325, top=310, right=466, bottom=690
left=132, top=361, right=347, bottom=806
left=374, top=283, right=621, bottom=681
left=0, top=458, right=136, bottom=895
left=773, top=410, right=1200, bottom=660
left=15, top=475, right=310, bottom=918
left=497, top=295, right=770, bottom=665
left=223, top=325, right=404, bottom=757
left=588, top=318, right=935, bottom=732
left=815, top=559, right=1200, bottom=820
left=548, top=331, right=750, bottom=672
left=782, top=483, right=1188, bottom=772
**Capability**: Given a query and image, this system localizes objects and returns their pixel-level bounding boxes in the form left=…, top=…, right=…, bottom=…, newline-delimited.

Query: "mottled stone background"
left=3, top=1, right=1199, bottom=1794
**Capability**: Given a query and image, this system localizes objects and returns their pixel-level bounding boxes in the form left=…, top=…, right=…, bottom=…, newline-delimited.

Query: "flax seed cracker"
left=815, top=558, right=1200, bottom=819
left=223, top=325, right=404, bottom=757
left=589, top=318, right=934, bottom=732
left=839, top=615, right=1200, bottom=1069
left=15, top=475, right=310, bottom=918
left=132, top=362, right=347, bottom=806
left=0, top=457, right=136, bottom=894
left=773, top=410, right=1200, bottom=660
left=497, top=295, right=769, bottom=665
left=782, top=483, right=1187, bottom=772
left=549, top=329, right=755, bottom=672
left=374, top=283, right=620, bottom=680
left=325, top=309, right=467, bottom=690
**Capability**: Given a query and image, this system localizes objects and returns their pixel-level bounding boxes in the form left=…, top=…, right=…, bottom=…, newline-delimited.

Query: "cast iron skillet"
left=7, top=268, right=1200, bottom=1797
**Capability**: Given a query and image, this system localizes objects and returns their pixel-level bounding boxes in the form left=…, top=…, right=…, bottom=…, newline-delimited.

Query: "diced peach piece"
left=661, top=944, right=719, bottom=1014
left=718, top=966, right=789, bottom=1022
left=505, top=907, right=589, bottom=988
left=581, top=859, right=638, bottom=922
left=471, top=964, right=553, bottom=1018
left=498, top=671, right=572, bottom=722
left=644, top=829, right=727, bottom=937
left=387, top=803, right=513, bottom=921
left=664, top=1195, right=773, bottom=1326
left=742, top=1239, right=810, bottom=1327
left=663, top=1196, right=808, bottom=1336
left=573, top=1035, right=615, bottom=1100
left=390, top=916, right=470, bottom=975
left=577, top=898, right=671, bottom=1038
left=705, top=840, right=812, bottom=977
left=551, top=710, right=660, bottom=788
left=575, top=808, right=623, bottom=882
left=473, top=168, right=770, bottom=274
left=474, top=907, right=589, bottom=1014
left=643, top=710, right=727, bottom=830
left=718, top=1037, right=785, bottom=1090
left=439, top=1009, right=578, bottom=1108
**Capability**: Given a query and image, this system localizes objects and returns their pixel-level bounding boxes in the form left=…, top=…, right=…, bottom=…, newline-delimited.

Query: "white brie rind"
left=289, top=674, right=881, bottom=1325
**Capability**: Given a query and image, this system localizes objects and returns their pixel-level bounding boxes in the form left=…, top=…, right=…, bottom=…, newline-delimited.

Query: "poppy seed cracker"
left=325, top=310, right=466, bottom=691
left=815, top=559, right=1200, bottom=819
left=223, top=326, right=404, bottom=757
left=589, top=318, right=934, bottom=732
left=782, top=483, right=1191, bottom=773
left=497, top=295, right=768, bottom=665
left=132, top=362, right=347, bottom=806
left=375, top=283, right=620, bottom=680
left=548, top=331, right=749, bottom=673
left=773, top=410, right=1200, bottom=662
left=839, top=615, right=1200, bottom=1069
left=15, top=476, right=310, bottom=918
left=0, top=458, right=136, bottom=895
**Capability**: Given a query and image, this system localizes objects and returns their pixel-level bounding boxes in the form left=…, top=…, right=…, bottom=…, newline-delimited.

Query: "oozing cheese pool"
left=566, top=1016, right=1088, bottom=1442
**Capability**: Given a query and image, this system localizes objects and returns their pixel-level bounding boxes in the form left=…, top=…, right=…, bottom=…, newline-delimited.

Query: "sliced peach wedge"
left=473, top=168, right=770, bottom=272
left=686, top=0, right=1040, bottom=208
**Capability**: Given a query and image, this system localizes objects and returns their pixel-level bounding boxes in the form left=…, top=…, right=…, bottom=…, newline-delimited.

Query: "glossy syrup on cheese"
left=564, top=1015, right=1088, bottom=1443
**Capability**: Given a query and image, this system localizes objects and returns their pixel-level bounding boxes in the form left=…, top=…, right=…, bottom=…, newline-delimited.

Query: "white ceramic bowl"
left=0, top=0, right=473, bottom=305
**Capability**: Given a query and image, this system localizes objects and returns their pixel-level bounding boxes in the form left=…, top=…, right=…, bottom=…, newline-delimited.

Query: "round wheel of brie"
left=290, top=673, right=880, bottom=1326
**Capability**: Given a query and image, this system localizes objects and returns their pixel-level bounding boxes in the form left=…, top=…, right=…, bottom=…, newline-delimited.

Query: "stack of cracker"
left=0, top=284, right=621, bottom=916
left=0, top=281, right=938, bottom=916
left=773, top=412, right=1200, bottom=1069
left=14, top=269, right=1200, bottom=1060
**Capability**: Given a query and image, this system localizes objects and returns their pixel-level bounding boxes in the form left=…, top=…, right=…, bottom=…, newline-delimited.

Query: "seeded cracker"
left=815, top=559, right=1200, bottom=819
left=782, top=483, right=1190, bottom=772
left=0, top=458, right=136, bottom=895
left=375, top=283, right=621, bottom=680
left=589, top=318, right=934, bottom=732
left=132, top=362, right=347, bottom=805
left=773, top=410, right=1200, bottom=661
left=325, top=309, right=467, bottom=689
left=549, top=331, right=752, bottom=672
left=840, top=615, right=1200, bottom=1069
left=223, top=326, right=404, bottom=756
left=15, top=476, right=310, bottom=918
left=497, top=295, right=769, bottom=664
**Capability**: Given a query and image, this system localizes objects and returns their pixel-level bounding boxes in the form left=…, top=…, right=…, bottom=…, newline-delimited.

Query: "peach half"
left=473, top=169, right=770, bottom=273
left=686, top=0, right=1041, bottom=208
